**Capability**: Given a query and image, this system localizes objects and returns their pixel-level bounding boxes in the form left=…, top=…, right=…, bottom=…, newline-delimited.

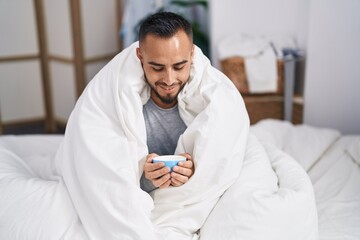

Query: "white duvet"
left=0, top=43, right=318, bottom=240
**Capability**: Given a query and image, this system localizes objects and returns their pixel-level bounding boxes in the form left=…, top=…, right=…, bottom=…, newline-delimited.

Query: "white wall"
left=304, top=0, right=360, bottom=134
left=210, top=0, right=360, bottom=134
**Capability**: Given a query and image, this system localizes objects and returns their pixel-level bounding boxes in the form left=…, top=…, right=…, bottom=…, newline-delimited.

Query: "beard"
left=144, top=74, right=186, bottom=105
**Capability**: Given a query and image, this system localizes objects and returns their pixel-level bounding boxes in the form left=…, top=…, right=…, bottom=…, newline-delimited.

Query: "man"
left=55, top=11, right=249, bottom=240
left=137, top=12, right=195, bottom=192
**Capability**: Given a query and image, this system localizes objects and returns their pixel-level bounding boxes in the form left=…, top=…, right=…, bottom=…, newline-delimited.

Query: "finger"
left=171, top=177, right=184, bottom=187
left=172, top=165, right=192, bottom=177
left=146, top=153, right=159, bottom=163
left=179, top=153, right=192, bottom=161
left=144, top=153, right=165, bottom=172
left=144, top=161, right=165, bottom=172
left=178, top=160, right=193, bottom=169
left=153, top=173, right=171, bottom=188
left=159, top=179, right=171, bottom=189
left=171, top=172, right=189, bottom=184
left=146, top=166, right=171, bottom=180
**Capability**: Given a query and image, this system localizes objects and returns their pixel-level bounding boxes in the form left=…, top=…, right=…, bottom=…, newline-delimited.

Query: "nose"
left=163, top=68, right=176, bottom=85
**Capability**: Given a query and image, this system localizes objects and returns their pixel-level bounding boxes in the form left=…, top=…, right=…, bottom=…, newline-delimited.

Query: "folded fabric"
left=244, top=47, right=277, bottom=93
left=218, top=33, right=277, bottom=93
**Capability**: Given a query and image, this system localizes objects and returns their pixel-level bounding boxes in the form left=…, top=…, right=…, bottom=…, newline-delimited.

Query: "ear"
left=136, top=48, right=143, bottom=62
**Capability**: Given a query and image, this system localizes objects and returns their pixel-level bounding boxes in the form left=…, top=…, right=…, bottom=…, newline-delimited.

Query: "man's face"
left=136, top=30, right=194, bottom=109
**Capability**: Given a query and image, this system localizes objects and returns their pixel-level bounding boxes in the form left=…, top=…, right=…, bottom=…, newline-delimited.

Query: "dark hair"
left=138, top=12, right=193, bottom=43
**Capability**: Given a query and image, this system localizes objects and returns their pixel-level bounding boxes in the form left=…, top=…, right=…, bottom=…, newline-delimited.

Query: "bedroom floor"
left=1, top=123, right=65, bottom=135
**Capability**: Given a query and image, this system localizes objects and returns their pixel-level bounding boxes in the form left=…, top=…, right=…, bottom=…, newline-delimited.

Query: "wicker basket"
left=243, top=95, right=283, bottom=124
left=243, top=95, right=303, bottom=125
left=221, top=56, right=284, bottom=95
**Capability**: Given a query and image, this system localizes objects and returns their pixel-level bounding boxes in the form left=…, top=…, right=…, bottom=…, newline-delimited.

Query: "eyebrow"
left=148, top=60, right=188, bottom=67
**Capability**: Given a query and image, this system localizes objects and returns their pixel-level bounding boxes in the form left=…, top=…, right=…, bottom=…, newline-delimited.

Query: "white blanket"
left=0, top=45, right=319, bottom=240
left=53, top=42, right=250, bottom=239
left=200, top=135, right=318, bottom=240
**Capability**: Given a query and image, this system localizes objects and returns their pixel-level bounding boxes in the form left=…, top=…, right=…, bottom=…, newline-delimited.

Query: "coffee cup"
left=152, top=155, right=186, bottom=172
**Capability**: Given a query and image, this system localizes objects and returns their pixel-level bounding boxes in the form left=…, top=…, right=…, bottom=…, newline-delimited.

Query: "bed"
left=0, top=119, right=359, bottom=239
left=251, top=119, right=360, bottom=240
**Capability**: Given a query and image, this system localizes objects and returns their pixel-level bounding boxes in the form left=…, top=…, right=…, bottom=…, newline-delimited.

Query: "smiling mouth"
left=160, top=85, right=175, bottom=91
left=156, top=83, right=179, bottom=92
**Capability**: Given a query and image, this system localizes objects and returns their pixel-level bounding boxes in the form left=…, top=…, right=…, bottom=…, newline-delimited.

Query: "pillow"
left=251, top=119, right=340, bottom=171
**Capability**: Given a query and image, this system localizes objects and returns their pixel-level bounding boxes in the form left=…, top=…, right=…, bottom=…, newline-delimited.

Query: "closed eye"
left=152, top=67, right=163, bottom=72
left=174, top=65, right=185, bottom=71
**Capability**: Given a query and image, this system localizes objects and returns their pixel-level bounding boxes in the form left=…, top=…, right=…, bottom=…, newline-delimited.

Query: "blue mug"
left=152, top=155, right=186, bottom=172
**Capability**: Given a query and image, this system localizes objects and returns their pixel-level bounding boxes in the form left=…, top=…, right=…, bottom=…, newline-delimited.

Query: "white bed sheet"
left=308, top=136, right=360, bottom=240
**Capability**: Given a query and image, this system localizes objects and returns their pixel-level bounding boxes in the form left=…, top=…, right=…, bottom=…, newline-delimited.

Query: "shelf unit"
left=221, top=55, right=305, bottom=125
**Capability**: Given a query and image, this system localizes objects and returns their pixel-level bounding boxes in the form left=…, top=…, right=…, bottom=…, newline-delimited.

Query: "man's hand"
left=171, top=153, right=194, bottom=187
left=144, top=153, right=171, bottom=189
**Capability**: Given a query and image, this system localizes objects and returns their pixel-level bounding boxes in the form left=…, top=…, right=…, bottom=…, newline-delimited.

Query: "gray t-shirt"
left=140, top=98, right=187, bottom=192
